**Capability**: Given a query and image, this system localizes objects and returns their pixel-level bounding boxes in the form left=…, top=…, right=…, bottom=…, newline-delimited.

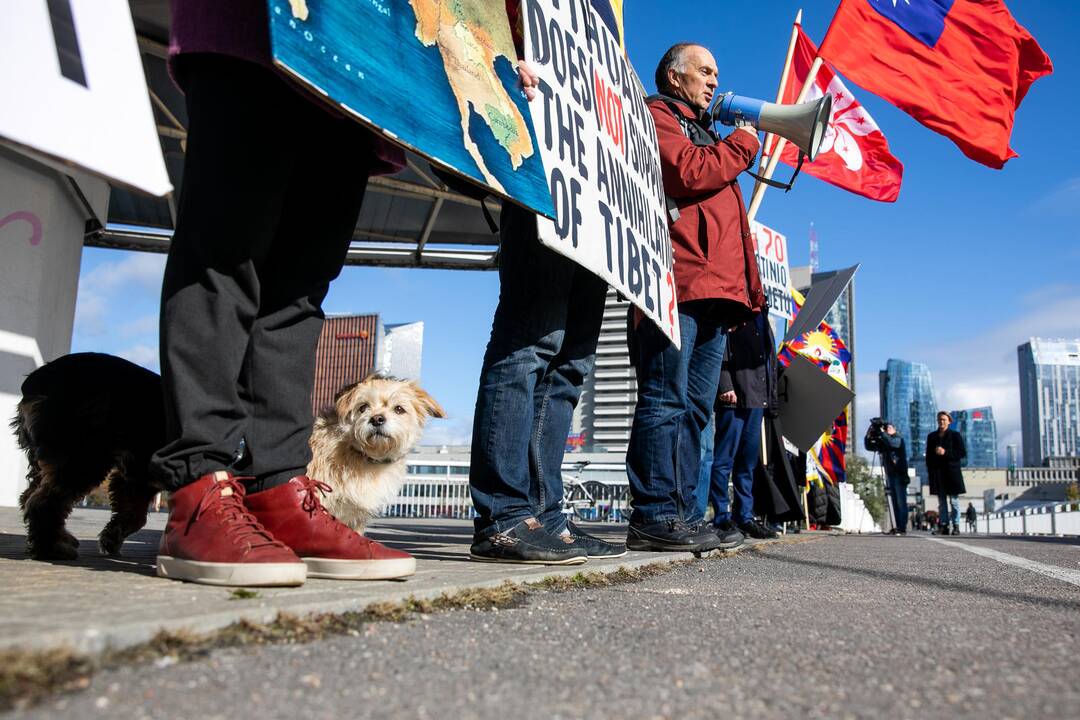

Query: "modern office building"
left=948, top=406, right=998, bottom=468
left=572, top=288, right=637, bottom=453
left=311, top=314, right=424, bottom=415
left=1018, top=338, right=1080, bottom=466
left=879, top=358, right=938, bottom=483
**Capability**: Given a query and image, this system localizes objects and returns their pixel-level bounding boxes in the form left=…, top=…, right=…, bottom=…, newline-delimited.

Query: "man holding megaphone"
left=625, top=43, right=767, bottom=552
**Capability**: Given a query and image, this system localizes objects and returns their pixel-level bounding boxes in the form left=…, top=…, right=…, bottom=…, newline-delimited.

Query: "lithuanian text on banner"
left=524, top=0, right=679, bottom=346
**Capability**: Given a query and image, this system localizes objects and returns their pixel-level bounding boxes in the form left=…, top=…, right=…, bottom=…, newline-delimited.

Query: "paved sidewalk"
left=0, top=508, right=764, bottom=655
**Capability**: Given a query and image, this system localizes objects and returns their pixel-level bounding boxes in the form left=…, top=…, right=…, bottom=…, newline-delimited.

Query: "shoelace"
left=297, top=477, right=354, bottom=536
left=185, top=476, right=285, bottom=550
left=298, top=477, right=334, bottom=517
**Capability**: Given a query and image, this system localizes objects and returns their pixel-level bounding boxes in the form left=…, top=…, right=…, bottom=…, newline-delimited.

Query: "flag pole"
left=746, top=55, right=823, bottom=224
left=758, top=9, right=803, bottom=184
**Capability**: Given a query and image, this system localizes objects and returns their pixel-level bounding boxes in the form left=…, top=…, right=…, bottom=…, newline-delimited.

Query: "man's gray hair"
left=654, top=42, right=701, bottom=94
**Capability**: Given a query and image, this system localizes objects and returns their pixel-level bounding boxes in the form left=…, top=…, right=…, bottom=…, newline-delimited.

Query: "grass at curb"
left=1, top=539, right=818, bottom=710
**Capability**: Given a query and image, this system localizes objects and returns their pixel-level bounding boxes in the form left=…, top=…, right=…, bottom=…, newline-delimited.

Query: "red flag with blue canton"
left=818, top=0, right=1052, bottom=168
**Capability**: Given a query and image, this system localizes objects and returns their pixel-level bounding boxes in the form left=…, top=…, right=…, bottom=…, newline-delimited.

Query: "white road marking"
left=925, top=537, right=1080, bottom=588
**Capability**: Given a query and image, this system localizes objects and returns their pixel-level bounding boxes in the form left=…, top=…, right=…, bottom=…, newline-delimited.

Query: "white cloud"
left=79, top=253, right=166, bottom=294
left=420, top=417, right=473, bottom=447
left=119, top=314, right=159, bottom=338
left=116, top=344, right=159, bottom=372
left=1032, top=176, right=1080, bottom=216
left=858, top=286, right=1080, bottom=463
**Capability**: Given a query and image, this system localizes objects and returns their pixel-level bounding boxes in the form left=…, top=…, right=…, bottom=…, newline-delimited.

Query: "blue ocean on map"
left=268, top=0, right=555, bottom=218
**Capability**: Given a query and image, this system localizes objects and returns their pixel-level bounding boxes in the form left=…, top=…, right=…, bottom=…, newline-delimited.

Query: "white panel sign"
left=0, top=0, right=171, bottom=196
left=524, top=0, right=679, bottom=347
left=751, top=220, right=794, bottom=321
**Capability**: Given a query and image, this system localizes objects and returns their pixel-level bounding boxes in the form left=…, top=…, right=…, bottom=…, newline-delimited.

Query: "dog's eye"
left=394, top=405, right=406, bottom=415
left=358, top=403, right=369, bottom=413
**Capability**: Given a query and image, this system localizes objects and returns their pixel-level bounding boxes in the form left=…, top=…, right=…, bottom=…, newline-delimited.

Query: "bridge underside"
left=99, top=2, right=504, bottom=270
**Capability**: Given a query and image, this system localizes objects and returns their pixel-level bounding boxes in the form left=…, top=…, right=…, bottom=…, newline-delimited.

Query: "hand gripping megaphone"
left=713, top=93, right=833, bottom=161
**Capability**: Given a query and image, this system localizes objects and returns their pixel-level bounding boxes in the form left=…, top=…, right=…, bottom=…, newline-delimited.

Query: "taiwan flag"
left=818, top=0, right=1052, bottom=168
left=775, top=27, right=903, bottom=202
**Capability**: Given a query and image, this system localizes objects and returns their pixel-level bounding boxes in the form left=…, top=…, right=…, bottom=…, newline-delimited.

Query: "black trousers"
left=150, top=55, right=372, bottom=491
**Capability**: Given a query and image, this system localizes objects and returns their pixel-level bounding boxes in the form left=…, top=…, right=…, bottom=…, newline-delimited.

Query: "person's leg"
left=533, top=265, right=608, bottom=535
left=730, top=408, right=763, bottom=526
left=708, top=407, right=742, bottom=526
left=238, top=111, right=373, bottom=491
left=892, top=482, right=908, bottom=531
left=679, top=311, right=727, bottom=524
left=150, top=56, right=304, bottom=491
left=467, top=205, right=583, bottom=563
left=937, top=493, right=948, bottom=532
left=625, top=310, right=696, bottom=526
left=949, top=496, right=961, bottom=530
left=695, top=413, right=715, bottom=520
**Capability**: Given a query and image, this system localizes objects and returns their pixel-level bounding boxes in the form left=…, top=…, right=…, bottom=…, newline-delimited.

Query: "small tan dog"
left=308, top=374, right=444, bottom=531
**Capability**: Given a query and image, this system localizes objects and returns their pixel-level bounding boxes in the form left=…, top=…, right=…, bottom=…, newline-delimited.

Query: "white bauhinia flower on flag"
left=772, top=26, right=903, bottom=202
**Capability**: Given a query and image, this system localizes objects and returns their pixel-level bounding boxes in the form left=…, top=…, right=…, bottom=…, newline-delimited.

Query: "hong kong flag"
left=775, top=27, right=903, bottom=202
left=818, top=0, right=1052, bottom=169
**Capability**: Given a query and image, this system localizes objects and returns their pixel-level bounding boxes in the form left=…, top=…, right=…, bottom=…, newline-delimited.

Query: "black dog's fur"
left=11, top=353, right=164, bottom=560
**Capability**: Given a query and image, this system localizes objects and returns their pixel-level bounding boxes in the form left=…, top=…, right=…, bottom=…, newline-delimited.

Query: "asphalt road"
left=15, top=533, right=1080, bottom=720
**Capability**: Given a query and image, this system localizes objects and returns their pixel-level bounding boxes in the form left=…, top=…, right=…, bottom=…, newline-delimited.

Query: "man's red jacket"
left=648, top=96, right=766, bottom=312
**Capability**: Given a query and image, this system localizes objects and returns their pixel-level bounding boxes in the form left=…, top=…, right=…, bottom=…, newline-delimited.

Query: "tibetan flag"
left=818, top=0, right=1052, bottom=168
left=776, top=27, right=903, bottom=202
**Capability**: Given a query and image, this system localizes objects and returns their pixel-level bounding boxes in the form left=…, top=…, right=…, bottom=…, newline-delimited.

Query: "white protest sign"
left=0, top=0, right=171, bottom=197
left=524, top=0, right=679, bottom=347
left=751, top=220, right=794, bottom=320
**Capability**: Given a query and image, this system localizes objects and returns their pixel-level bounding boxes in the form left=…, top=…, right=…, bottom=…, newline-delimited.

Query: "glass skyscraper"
left=1018, top=338, right=1080, bottom=467
left=948, top=406, right=998, bottom=468
left=879, top=359, right=938, bottom=484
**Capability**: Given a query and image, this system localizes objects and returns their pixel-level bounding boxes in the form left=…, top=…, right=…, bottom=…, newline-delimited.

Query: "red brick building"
left=311, top=314, right=381, bottom=415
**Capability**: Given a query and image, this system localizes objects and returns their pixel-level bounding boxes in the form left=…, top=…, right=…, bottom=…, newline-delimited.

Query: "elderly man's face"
left=668, top=45, right=718, bottom=111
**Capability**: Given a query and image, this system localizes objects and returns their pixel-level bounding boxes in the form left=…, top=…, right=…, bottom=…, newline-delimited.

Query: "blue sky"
left=74, top=1, right=1080, bottom=460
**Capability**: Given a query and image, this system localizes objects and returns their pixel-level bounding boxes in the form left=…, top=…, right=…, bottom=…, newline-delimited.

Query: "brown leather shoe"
left=156, top=471, right=306, bottom=587
left=245, top=476, right=416, bottom=580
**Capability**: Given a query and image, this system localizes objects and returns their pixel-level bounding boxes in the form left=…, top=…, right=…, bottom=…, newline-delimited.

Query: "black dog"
left=11, top=353, right=164, bottom=560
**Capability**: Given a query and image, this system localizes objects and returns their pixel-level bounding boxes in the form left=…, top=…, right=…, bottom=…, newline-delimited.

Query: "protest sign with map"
left=523, top=0, right=680, bottom=346
left=267, top=0, right=555, bottom=218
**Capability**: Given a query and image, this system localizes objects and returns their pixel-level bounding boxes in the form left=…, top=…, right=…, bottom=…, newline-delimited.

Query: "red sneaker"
left=156, top=471, right=306, bottom=587
left=245, top=476, right=416, bottom=580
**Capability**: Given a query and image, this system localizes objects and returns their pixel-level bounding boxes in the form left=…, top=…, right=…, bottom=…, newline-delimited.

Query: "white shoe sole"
left=303, top=556, right=416, bottom=580
left=469, top=553, right=587, bottom=565
left=156, top=556, right=307, bottom=587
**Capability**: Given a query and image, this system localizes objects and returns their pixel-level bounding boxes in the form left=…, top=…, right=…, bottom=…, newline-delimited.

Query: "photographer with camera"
left=864, top=419, right=910, bottom=534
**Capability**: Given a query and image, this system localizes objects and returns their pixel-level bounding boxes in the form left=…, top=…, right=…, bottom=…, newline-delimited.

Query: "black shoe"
left=737, top=520, right=778, bottom=540
left=708, top=522, right=745, bottom=549
left=470, top=518, right=588, bottom=565
left=565, top=521, right=627, bottom=558
left=626, top=518, right=719, bottom=552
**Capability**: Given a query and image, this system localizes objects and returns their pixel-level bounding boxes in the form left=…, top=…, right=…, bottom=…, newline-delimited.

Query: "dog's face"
left=332, top=376, right=445, bottom=462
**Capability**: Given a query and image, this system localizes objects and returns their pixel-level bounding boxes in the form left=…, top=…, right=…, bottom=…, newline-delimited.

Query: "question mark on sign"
left=0, top=211, right=44, bottom=247
left=666, top=271, right=675, bottom=328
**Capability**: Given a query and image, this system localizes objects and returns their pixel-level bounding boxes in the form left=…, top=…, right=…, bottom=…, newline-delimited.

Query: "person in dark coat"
left=926, top=411, right=967, bottom=535
left=697, top=310, right=778, bottom=540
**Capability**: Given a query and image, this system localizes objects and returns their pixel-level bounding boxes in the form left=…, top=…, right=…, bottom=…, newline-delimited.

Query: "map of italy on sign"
left=523, top=0, right=680, bottom=346
left=268, top=0, right=555, bottom=219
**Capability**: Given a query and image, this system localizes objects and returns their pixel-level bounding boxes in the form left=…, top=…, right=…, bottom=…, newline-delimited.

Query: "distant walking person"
left=926, top=412, right=966, bottom=535
left=965, top=503, right=977, bottom=534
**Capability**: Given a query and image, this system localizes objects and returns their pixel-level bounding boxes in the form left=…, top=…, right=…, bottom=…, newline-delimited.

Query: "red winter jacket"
left=648, top=96, right=765, bottom=311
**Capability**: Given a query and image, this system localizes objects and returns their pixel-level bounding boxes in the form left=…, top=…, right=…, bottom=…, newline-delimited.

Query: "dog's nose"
left=371, top=414, right=386, bottom=427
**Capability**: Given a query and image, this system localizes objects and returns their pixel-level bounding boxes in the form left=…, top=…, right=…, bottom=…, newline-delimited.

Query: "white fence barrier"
left=837, top=482, right=881, bottom=534
left=982, top=503, right=1080, bottom=536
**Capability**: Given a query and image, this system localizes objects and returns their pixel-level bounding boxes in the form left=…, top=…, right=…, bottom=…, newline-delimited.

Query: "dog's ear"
left=408, top=382, right=445, bottom=419
left=332, top=382, right=364, bottom=419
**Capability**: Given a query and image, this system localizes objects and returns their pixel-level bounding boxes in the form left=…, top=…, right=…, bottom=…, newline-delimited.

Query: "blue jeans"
left=697, top=414, right=715, bottom=515
left=469, top=204, right=607, bottom=539
left=888, top=477, right=908, bottom=531
left=697, top=407, right=763, bottom=524
left=938, top=493, right=960, bottom=528
left=626, top=303, right=727, bottom=525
